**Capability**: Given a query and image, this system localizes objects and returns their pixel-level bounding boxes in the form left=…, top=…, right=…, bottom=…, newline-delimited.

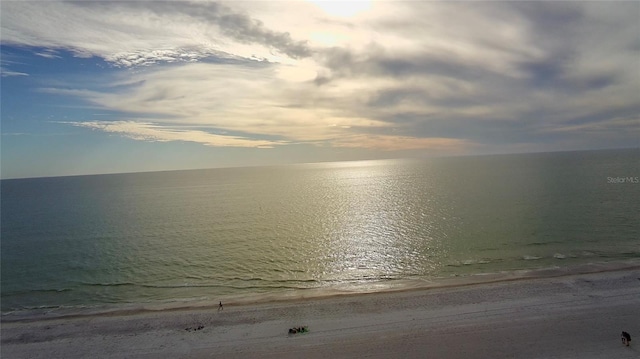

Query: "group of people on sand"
left=185, top=325, right=204, bottom=332
left=288, top=326, right=308, bottom=334
left=218, top=300, right=308, bottom=336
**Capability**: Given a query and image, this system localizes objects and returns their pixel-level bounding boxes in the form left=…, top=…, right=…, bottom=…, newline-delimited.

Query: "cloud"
left=2, top=1, right=638, bottom=155
left=331, top=134, right=473, bottom=152
left=64, top=121, right=286, bottom=148
left=539, top=115, right=640, bottom=134
left=308, top=2, right=639, bottom=148
left=45, top=61, right=415, bottom=147
left=1, top=66, right=28, bottom=77
left=1, top=1, right=312, bottom=67
left=35, top=49, right=61, bottom=59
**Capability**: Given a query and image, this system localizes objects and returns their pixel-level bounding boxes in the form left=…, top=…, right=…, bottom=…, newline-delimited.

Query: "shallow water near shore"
left=2, top=148, right=639, bottom=315
left=3, top=259, right=639, bottom=322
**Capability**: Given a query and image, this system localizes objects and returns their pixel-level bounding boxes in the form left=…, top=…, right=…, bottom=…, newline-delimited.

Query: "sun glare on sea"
left=307, top=0, right=372, bottom=17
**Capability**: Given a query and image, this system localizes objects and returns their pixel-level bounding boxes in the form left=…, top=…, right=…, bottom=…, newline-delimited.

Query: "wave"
left=1, top=287, right=73, bottom=297
left=526, top=241, right=561, bottom=247
left=81, top=282, right=137, bottom=287
left=447, top=249, right=636, bottom=268
left=138, top=283, right=319, bottom=290
left=77, top=276, right=403, bottom=292
left=446, top=258, right=498, bottom=267
left=522, top=255, right=542, bottom=261
left=215, top=276, right=321, bottom=284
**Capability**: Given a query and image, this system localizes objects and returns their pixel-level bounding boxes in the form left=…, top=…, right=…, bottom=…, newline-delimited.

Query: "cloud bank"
left=2, top=1, right=638, bottom=154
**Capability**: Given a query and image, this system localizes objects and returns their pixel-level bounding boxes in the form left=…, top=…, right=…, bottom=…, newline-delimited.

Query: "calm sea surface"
left=1, top=149, right=639, bottom=313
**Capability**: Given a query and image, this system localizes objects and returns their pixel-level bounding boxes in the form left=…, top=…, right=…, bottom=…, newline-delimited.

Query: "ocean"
left=1, top=149, right=639, bottom=315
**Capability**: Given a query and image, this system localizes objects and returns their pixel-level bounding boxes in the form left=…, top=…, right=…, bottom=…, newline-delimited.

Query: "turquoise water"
left=1, top=149, right=639, bottom=313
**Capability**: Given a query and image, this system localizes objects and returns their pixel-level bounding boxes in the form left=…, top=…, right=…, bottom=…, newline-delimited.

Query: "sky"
left=1, top=1, right=639, bottom=179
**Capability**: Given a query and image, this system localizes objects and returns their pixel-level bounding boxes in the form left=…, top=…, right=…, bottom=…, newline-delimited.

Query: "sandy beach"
left=3, top=263, right=640, bottom=359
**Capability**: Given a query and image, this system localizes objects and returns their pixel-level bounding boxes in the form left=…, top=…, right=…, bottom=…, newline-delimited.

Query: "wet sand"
left=2, top=263, right=640, bottom=358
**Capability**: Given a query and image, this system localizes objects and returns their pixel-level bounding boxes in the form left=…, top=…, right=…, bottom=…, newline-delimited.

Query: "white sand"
left=2, top=264, right=640, bottom=358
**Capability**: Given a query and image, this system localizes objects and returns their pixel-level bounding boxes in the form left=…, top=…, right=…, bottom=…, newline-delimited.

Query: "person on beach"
left=218, top=301, right=223, bottom=311
left=622, top=331, right=631, bottom=346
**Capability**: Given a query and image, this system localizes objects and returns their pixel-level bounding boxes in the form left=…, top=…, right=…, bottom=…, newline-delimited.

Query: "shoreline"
left=3, top=261, right=639, bottom=358
left=3, top=262, right=640, bottom=358
left=3, top=259, right=639, bottom=323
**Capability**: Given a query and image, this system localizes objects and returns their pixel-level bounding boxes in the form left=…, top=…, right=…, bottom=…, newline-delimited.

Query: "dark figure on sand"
left=288, top=326, right=308, bottom=334
left=219, top=301, right=223, bottom=311
left=622, top=331, right=631, bottom=346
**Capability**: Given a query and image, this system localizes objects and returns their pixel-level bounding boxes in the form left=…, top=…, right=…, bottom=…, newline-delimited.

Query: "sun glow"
left=308, top=0, right=372, bottom=18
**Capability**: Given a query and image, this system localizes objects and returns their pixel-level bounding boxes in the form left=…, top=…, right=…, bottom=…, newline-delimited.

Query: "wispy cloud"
left=539, top=115, right=640, bottom=134
left=63, top=121, right=287, bottom=148
left=331, top=134, right=473, bottom=152
left=1, top=66, right=28, bottom=77
left=34, top=49, right=61, bottom=59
